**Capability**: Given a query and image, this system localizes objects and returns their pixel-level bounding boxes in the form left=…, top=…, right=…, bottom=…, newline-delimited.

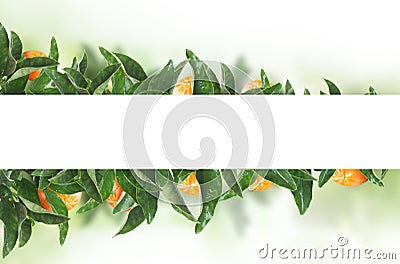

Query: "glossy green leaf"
left=195, top=170, right=222, bottom=233
left=304, top=88, right=310, bottom=95
left=98, top=170, right=115, bottom=200
left=89, top=64, right=120, bottom=94
left=43, top=69, right=77, bottom=94
left=78, top=170, right=102, bottom=203
left=71, top=57, right=78, bottom=70
left=38, top=176, right=51, bottom=190
left=318, top=169, right=336, bottom=187
left=114, top=52, right=147, bottom=81
left=32, top=169, right=60, bottom=177
left=0, top=22, right=9, bottom=75
left=136, top=189, right=158, bottom=224
left=20, top=197, right=69, bottom=224
left=285, top=80, right=295, bottom=94
left=78, top=51, right=88, bottom=75
left=10, top=31, right=22, bottom=61
left=28, top=71, right=51, bottom=94
left=113, top=193, right=135, bottom=214
left=186, top=49, right=221, bottom=94
left=0, top=199, right=18, bottom=258
left=324, top=79, right=341, bottom=95
left=49, top=182, right=84, bottom=194
left=49, top=170, right=77, bottom=184
left=360, top=169, right=384, bottom=187
left=148, top=60, right=175, bottom=93
left=49, top=37, right=59, bottom=62
left=114, top=206, right=145, bottom=237
left=16, top=178, right=40, bottom=205
left=18, top=219, right=32, bottom=248
left=76, top=199, right=100, bottom=214
left=221, top=170, right=242, bottom=198
left=64, top=67, right=89, bottom=88
left=44, top=189, right=69, bottom=245
left=16, top=57, right=58, bottom=71
left=221, top=63, right=236, bottom=94
left=2, top=74, right=29, bottom=94
left=261, top=169, right=297, bottom=190
left=115, top=170, right=137, bottom=200
left=260, top=69, right=270, bottom=88
left=220, top=169, right=254, bottom=200
left=288, top=169, right=316, bottom=181
left=291, top=178, right=313, bottom=215
left=4, top=53, right=16, bottom=76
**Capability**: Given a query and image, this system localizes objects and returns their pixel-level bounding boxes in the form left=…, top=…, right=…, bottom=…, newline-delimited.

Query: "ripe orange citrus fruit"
left=106, top=180, right=123, bottom=208
left=23, top=50, right=47, bottom=81
left=57, top=192, right=82, bottom=210
left=38, top=190, right=52, bottom=211
left=331, top=169, right=368, bottom=186
left=38, top=189, right=81, bottom=211
left=249, top=175, right=274, bottom=191
left=177, top=172, right=200, bottom=196
left=243, top=80, right=262, bottom=92
left=173, top=76, right=193, bottom=95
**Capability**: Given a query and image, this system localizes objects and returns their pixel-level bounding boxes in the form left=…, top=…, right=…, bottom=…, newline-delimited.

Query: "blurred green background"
left=2, top=0, right=400, bottom=263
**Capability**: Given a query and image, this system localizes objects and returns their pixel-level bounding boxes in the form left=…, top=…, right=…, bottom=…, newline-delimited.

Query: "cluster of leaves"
left=0, top=169, right=388, bottom=258
left=0, top=22, right=389, bottom=258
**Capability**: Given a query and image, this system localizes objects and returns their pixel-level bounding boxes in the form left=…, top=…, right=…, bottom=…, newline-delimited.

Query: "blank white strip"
left=0, top=95, right=398, bottom=169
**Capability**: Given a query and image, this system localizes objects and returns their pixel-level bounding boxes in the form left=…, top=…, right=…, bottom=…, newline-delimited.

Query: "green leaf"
left=186, top=49, right=221, bottom=94
left=0, top=199, right=18, bottom=258
left=44, top=189, right=69, bottom=245
left=16, top=57, right=59, bottom=71
left=49, top=170, right=77, bottom=184
left=89, top=64, right=120, bottom=94
left=136, top=189, right=158, bottom=224
left=288, top=169, right=316, bottom=181
left=360, top=169, right=384, bottom=187
left=148, top=60, right=175, bottom=93
left=221, top=170, right=242, bottom=198
left=99, top=170, right=115, bottom=200
left=260, top=169, right=297, bottom=190
left=318, top=169, right=336, bottom=187
left=195, top=170, right=222, bottom=233
left=260, top=69, right=270, bottom=88
left=43, top=69, right=77, bottom=94
left=4, top=53, right=16, bottom=76
left=49, top=37, right=59, bottom=62
left=291, top=178, right=313, bottom=215
left=0, top=22, right=10, bottom=76
left=219, top=169, right=254, bottom=200
left=113, top=193, right=135, bottom=214
left=64, top=67, right=89, bottom=88
left=304, top=88, right=311, bottom=95
left=115, top=170, right=137, bottom=200
left=10, top=31, right=22, bottom=61
left=71, top=57, right=78, bottom=70
left=221, top=63, right=236, bottom=94
left=38, top=176, right=51, bottom=190
left=78, top=170, right=102, bottom=203
left=285, top=80, right=295, bottom=94
left=114, top=206, right=145, bottom=237
left=32, top=169, right=59, bottom=177
left=18, top=219, right=32, bottom=248
left=381, top=169, right=389, bottom=179
left=114, top=52, right=147, bottom=81
left=262, top=82, right=282, bottom=94
left=16, top=178, right=41, bottom=206
left=320, top=90, right=327, bottom=95
left=2, top=74, right=29, bottom=94
left=76, top=199, right=100, bottom=214
left=28, top=71, right=51, bottom=94
left=20, top=197, right=69, bottom=224
left=78, top=51, right=88, bottom=75
left=368, top=86, right=377, bottom=95
left=324, top=79, right=341, bottom=95
left=49, top=182, right=84, bottom=194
